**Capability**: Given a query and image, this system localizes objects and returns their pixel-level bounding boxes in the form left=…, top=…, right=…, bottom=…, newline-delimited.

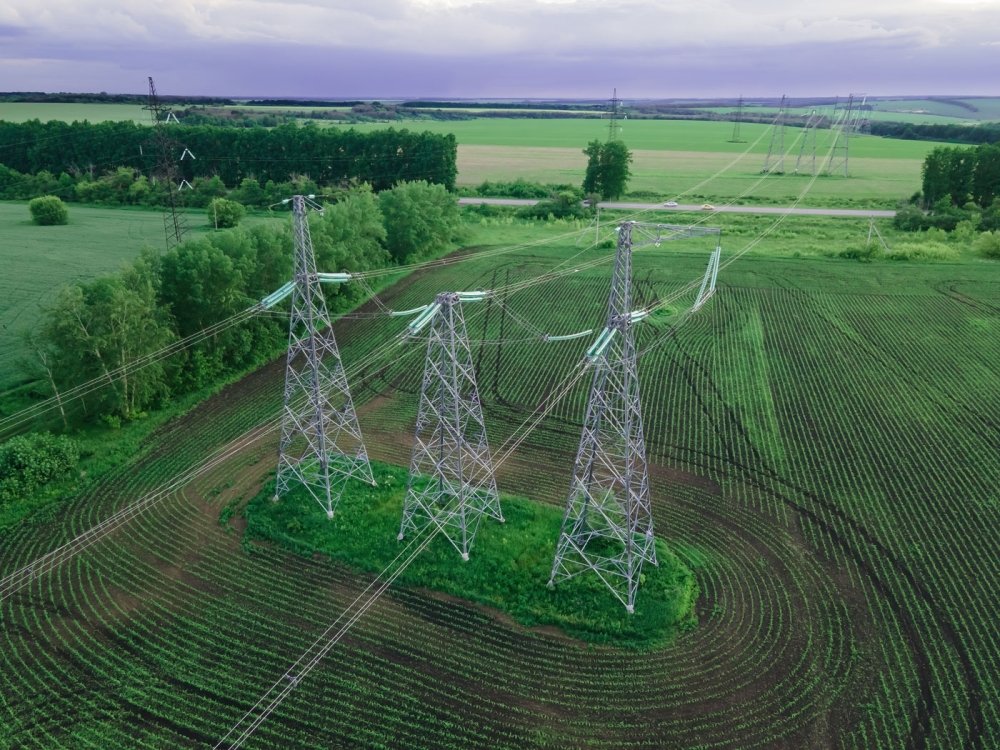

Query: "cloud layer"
left=1, top=1, right=998, bottom=96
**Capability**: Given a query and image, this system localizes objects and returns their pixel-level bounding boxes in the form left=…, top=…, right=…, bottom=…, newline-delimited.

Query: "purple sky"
left=1, top=1, right=999, bottom=98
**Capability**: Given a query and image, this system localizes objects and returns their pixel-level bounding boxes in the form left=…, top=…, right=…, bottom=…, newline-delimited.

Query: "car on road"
left=701, top=203, right=715, bottom=210
left=663, top=200, right=678, bottom=207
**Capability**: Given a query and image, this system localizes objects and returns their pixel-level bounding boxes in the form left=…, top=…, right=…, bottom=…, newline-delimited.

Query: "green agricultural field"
left=0, top=202, right=282, bottom=397
left=702, top=104, right=975, bottom=125
left=333, top=117, right=937, bottom=156
left=701, top=96, right=1000, bottom=124
left=0, top=210, right=997, bottom=747
left=0, top=101, right=942, bottom=206
left=333, top=118, right=934, bottom=205
left=0, top=102, right=150, bottom=124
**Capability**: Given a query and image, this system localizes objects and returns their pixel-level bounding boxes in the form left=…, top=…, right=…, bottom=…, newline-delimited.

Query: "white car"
left=663, top=201, right=678, bottom=207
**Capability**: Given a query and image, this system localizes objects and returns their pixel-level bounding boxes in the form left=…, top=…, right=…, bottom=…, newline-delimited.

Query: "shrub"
left=517, top=190, right=585, bottom=220
left=973, top=232, right=1000, bottom=259
left=0, top=432, right=80, bottom=505
left=28, top=195, right=68, bottom=225
left=893, top=205, right=928, bottom=232
left=885, top=241, right=959, bottom=262
left=475, top=179, right=551, bottom=199
left=207, top=198, right=245, bottom=229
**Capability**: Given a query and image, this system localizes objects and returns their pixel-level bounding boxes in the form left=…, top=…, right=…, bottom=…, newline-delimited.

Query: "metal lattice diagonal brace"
left=274, top=195, right=374, bottom=519
left=398, top=291, right=503, bottom=560
left=692, top=244, right=722, bottom=311
left=549, top=221, right=658, bottom=613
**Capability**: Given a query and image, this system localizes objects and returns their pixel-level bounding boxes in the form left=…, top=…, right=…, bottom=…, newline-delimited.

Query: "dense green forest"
left=0, top=121, right=457, bottom=190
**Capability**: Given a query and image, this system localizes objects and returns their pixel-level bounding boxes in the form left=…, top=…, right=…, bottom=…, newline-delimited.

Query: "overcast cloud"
left=0, top=0, right=998, bottom=97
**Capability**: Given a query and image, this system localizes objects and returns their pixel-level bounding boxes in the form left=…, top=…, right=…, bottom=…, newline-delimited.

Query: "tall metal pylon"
left=729, top=94, right=746, bottom=143
left=274, top=195, right=374, bottom=519
left=794, top=109, right=820, bottom=176
left=548, top=221, right=657, bottom=613
left=143, top=76, right=189, bottom=250
left=607, top=88, right=622, bottom=141
left=397, top=291, right=504, bottom=560
left=827, top=94, right=855, bottom=177
left=762, top=94, right=787, bottom=174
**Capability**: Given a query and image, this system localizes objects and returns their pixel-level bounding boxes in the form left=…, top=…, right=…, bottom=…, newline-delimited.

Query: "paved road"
left=457, top=197, right=896, bottom=218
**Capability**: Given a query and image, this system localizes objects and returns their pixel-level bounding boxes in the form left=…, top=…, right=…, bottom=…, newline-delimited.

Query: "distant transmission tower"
left=855, top=93, right=872, bottom=134
left=762, top=94, right=787, bottom=173
left=607, top=88, right=622, bottom=141
left=397, top=291, right=504, bottom=560
left=827, top=94, right=855, bottom=177
left=729, top=94, right=746, bottom=143
left=143, top=76, right=189, bottom=250
left=274, top=195, right=374, bottom=519
left=794, top=109, right=820, bottom=175
left=548, top=221, right=658, bottom=613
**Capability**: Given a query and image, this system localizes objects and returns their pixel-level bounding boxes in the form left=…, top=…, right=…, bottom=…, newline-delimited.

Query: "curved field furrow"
left=2, top=244, right=998, bottom=749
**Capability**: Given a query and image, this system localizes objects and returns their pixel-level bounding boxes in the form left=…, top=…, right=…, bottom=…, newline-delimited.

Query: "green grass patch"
left=0, top=103, right=150, bottom=124
left=244, top=461, right=699, bottom=649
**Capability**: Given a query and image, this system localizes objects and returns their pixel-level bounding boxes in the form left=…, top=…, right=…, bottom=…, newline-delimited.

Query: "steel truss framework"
left=274, top=195, right=373, bottom=518
left=143, top=76, right=189, bottom=250
left=794, top=109, right=821, bottom=176
left=398, top=292, right=504, bottom=560
left=827, top=94, right=856, bottom=177
left=549, top=221, right=662, bottom=613
left=762, top=94, right=787, bottom=174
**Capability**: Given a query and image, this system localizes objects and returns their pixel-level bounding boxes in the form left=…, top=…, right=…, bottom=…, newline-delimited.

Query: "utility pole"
left=397, top=291, right=503, bottom=560
left=729, top=94, right=746, bottom=143
left=273, top=195, right=374, bottom=519
left=143, top=77, right=189, bottom=250
left=762, top=94, right=787, bottom=174
left=548, top=221, right=658, bottom=613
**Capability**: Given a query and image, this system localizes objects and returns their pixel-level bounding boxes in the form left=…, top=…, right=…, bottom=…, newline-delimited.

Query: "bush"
left=475, top=179, right=551, bottom=199
left=28, top=195, right=68, bottom=225
left=0, top=432, right=80, bottom=505
left=885, top=241, right=959, bottom=262
left=207, top=198, right=245, bottom=228
left=517, top=190, right=585, bottom=220
left=973, top=232, right=1000, bottom=259
left=893, top=205, right=928, bottom=232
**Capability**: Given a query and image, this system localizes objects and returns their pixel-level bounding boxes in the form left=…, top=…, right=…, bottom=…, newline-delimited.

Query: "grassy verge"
left=243, top=461, right=699, bottom=650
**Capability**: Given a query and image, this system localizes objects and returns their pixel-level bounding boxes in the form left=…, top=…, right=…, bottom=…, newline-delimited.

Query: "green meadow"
left=0, top=102, right=150, bottom=124
left=0, top=203, right=281, bottom=396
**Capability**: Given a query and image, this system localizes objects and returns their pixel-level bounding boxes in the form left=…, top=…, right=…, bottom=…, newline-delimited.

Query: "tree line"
left=28, top=182, right=462, bottom=426
left=921, top=143, right=1000, bottom=208
left=0, top=120, right=457, bottom=191
left=871, top=121, right=1000, bottom=146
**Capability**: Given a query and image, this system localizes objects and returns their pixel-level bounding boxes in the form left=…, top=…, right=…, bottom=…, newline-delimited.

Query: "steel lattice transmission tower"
left=827, top=94, right=855, bottom=177
left=729, top=94, right=746, bottom=143
left=548, top=221, right=657, bottom=613
left=397, top=291, right=504, bottom=560
left=794, top=109, right=820, bottom=176
left=607, top=88, right=622, bottom=141
left=274, top=195, right=374, bottom=519
left=762, top=94, right=787, bottom=174
left=143, top=77, right=189, bottom=250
